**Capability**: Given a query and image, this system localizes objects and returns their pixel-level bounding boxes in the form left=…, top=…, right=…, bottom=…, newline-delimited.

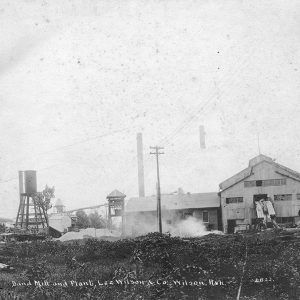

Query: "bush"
left=0, top=232, right=299, bottom=299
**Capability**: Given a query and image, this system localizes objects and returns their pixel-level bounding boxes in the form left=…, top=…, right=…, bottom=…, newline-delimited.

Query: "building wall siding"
left=220, top=161, right=300, bottom=232
left=192, top=208, right=218, bottom=230
left=49, top=214, right=72, bottom=233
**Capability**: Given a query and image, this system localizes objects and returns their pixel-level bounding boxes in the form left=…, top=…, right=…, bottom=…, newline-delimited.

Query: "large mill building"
left=220, top=154, right=300, bottom=233
left=126, top=154, right=300, bottom=235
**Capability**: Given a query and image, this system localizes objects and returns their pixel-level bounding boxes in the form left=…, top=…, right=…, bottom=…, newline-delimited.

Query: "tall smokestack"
left=137, top=132, right=145, bottom=197
left=199, top=125, right=206, bottom=149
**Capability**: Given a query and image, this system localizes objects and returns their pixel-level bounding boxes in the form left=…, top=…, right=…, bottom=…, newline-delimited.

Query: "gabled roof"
left=219, top=166, right=253, bottom=191
left=274, top=162, right=300, bottom=180
left=219, top=154, right=300, bottom=191
left=125, top=192, right=220, bottom=213
left=107, top=189, right=126, bottom=198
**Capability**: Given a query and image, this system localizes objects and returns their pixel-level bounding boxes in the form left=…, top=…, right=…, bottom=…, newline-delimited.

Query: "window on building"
left=244, top=181, right=256, bottom=187
left=274, top=194, right=292, bottom=201
left=226, top=197, right=243, bottom=204
left=263, top=179, right=286, bottom=186
left=296, top=194, right=300, bottom=200
left=244, top=179, right=286, bottom=188
left=202, top=211, right=209, bottom=223
left=256, top=180, right=262, bottom=186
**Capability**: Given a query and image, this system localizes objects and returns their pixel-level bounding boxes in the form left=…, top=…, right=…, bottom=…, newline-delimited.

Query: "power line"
left=1, top=126, right=131, bottom=169
left=158, top=43, right=257, bottom=148
left=0, top=164, right=62, bottom=184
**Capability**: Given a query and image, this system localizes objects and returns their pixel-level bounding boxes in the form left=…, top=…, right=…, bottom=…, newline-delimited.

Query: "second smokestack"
left=137, top=132, right=145, bottom=197
left=199, top=125, right=206, bottom=149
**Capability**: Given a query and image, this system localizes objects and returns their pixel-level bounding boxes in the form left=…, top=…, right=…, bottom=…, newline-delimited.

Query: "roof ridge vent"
left=249, top=154, right=273, bottom=167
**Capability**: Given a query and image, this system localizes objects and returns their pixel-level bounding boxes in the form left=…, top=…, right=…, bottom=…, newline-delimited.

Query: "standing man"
left=255, top=200, right=267, bottom=231
left=265, top=196, right=280, bottom=229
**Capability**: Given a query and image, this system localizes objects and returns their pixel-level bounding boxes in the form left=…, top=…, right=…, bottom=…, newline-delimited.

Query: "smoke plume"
left=126, top=213, right=223, bottom=237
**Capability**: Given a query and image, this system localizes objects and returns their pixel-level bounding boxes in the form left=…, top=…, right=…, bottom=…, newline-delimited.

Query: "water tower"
left=15, top=170, right=48, bottom=232
left=53, top=199, right=65, bottom=213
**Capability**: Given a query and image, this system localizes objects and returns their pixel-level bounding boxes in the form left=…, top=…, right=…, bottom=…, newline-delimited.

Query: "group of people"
left=255, top=196, right=280, bottom=230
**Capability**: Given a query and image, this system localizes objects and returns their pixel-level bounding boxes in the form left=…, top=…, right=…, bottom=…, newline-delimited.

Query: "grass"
left=0, top=231, right=299, bottom=299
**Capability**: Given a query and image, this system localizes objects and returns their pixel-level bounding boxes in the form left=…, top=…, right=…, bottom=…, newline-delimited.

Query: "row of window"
left=274, top=194, right=292, bottom=201
left=226, top=197, right=243, bottom=204
left=244, top=179, right=286, bottom=188
left=226, top=193, right=299, bottom=204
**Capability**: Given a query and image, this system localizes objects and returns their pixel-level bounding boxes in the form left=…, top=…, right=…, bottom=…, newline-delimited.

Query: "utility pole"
left=150, top=146, right=164, bottom=233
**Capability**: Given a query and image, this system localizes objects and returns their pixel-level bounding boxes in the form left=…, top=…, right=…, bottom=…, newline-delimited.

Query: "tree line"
left=75, top=210, right=107, bottom=229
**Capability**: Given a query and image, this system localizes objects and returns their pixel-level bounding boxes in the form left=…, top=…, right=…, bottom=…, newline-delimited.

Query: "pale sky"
left=0, top=0, right=299, bottom=219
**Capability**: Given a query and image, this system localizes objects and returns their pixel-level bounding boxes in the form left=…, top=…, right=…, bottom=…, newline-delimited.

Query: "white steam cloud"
left=126, top=213, right=223, bottom=237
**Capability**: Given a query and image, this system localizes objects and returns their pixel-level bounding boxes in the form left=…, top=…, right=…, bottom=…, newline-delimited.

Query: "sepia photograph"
left=0, top=0, right=299, bottom=299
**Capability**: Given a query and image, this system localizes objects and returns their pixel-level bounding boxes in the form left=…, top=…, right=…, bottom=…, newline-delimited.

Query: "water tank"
left=24, top=170, right=37, bottom=194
